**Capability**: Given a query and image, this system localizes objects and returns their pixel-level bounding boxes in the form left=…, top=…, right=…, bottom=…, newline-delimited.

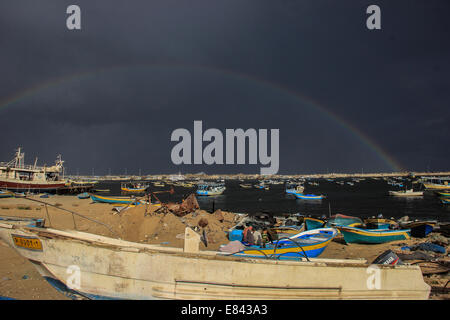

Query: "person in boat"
left=243, top=226, right=255, bottom=245
left=253, top=229, right=263, bottom=246
left=261, top=228, right=269, bottom=245
left=261, top=228, right=273, bottom=248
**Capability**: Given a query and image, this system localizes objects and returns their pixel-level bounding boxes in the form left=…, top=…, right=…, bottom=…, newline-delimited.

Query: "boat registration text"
left=12, top=235, right=43, bottom=250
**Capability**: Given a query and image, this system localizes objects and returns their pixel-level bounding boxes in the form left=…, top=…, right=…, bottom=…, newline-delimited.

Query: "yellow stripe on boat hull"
left=341, top=228, right=410, bottom=240
left=243, top=239, right=332, bottom=256
left=121, top=187, right=146, bottom=192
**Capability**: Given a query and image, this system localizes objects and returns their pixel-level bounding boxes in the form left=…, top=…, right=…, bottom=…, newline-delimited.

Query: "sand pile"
left=81, top=205, right=241, bottom=250
left=0, top=195, right=241, bottom=251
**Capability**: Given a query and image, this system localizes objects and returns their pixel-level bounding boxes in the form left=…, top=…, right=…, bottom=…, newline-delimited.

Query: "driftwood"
left=155, top=194, right=200, bottom=217
left=431, top=280, right=450, bottom=294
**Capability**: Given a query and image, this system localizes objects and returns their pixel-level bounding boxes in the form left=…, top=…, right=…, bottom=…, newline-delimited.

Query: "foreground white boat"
left=0, top=218, right=430, bottom=300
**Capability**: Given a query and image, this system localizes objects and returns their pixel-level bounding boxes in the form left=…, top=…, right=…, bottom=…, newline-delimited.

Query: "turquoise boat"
left=233, top=228, right=337, bottom=260
left=0, top=190, right=14, bottom=198
left=336, top=226, right=411, bottom=244
left=441, top=198, right=450, bottom=204
left=324, top=214, right=363, bottom=228
left=77, top=192, right=90, bottom=199
left=294, top=193, right=325, bottom=200
left=90, top=194, right=140, bottom=205
left=304, top=217, right=325, bottom=230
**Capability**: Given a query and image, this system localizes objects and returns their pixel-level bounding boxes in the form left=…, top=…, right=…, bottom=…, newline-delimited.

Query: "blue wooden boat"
left=441, top=198, right=450, bottom=204
left=336, top=226, right=411, bottom=244
left=233, top=228, right=338, bottom=260
left=304, top=217, right=325, bottom=230
left=77, top=192, right=90, bottom=199
left=294, top=193, right=325, bottom=200
left=90, top=194, right=140, bottom=205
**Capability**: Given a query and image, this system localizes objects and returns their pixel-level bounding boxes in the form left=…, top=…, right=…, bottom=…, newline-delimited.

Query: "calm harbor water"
left=95, top=179, right=450, bottom=222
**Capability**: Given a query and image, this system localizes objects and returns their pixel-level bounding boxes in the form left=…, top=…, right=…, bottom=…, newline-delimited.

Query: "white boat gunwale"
left=0, top=219, right=431, bottom=300
left=2, top=223, right=421, bottom=269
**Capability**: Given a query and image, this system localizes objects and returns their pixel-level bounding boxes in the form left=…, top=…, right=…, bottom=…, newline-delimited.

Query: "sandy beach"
left=0, top=194, right=448, bottom=300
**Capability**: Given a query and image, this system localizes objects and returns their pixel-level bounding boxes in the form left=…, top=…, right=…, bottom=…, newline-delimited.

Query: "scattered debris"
left=198, top=218, right=208, bottom=228
left=413, top=243, right=446, bottom=254
left=219, top=240, right=246, bottom=254
left=429, top=233, right=449, bottom=246
left=397, top=251, right=435, bottom=261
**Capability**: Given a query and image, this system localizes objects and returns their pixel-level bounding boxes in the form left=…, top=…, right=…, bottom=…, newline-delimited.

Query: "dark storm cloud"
left=0, top=1, right=449, bottom=174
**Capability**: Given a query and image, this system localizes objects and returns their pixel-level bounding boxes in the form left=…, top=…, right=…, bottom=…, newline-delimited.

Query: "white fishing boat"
left=0, top=218, right=431, bottom=299
left=196, top=182, right=225, bottom=196
left=285, top=185, right=305, bottom=194
left=388, top=189, right=423, bottom=197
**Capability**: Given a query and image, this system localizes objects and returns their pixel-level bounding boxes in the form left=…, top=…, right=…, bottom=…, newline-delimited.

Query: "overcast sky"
left=0, top=1, right=448, bottom=175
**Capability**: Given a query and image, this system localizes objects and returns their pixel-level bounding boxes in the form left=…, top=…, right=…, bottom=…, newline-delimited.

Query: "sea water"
left=94, top=179, right=450, bottom=222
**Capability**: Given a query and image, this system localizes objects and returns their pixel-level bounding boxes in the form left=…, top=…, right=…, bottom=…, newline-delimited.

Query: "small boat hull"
left=237, top=228, right=337, bottom=259
left=337, top=226, right=411, bottom=244
left=121, top=187, right=147, bottom=193
left=423, top=183, right=449, bottom=190
left=304, top=217, right=325, bottom=230
left=90, top=194, right=138, bottom=205
left=294, top=193, right=325, bottom=200
left=0, top=190, right=14, bottom=198
left=285, top=186, right=304, bottom=194
left=325, top=214, right=363, bottom=228
left=77, top=192, right=90, bottom=199
left=389, top=190, right=423, bottom=196
left=195, top=190, right=224, bottom=196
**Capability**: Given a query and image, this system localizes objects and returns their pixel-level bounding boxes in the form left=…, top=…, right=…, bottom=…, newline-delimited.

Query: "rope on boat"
left=21, top=196, right=120, bottom=238
left=228, top=237, right=310, bottom=262
left=271, top=236, right=311, bottom=262
left=228, top=248, right=270, bottom=259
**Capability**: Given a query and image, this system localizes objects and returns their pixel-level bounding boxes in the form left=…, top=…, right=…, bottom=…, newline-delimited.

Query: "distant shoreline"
left=67, top=171, right=450, bottom=180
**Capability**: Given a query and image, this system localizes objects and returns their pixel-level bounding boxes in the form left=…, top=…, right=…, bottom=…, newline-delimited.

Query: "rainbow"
left=0, top=63, right=403, bottom=172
